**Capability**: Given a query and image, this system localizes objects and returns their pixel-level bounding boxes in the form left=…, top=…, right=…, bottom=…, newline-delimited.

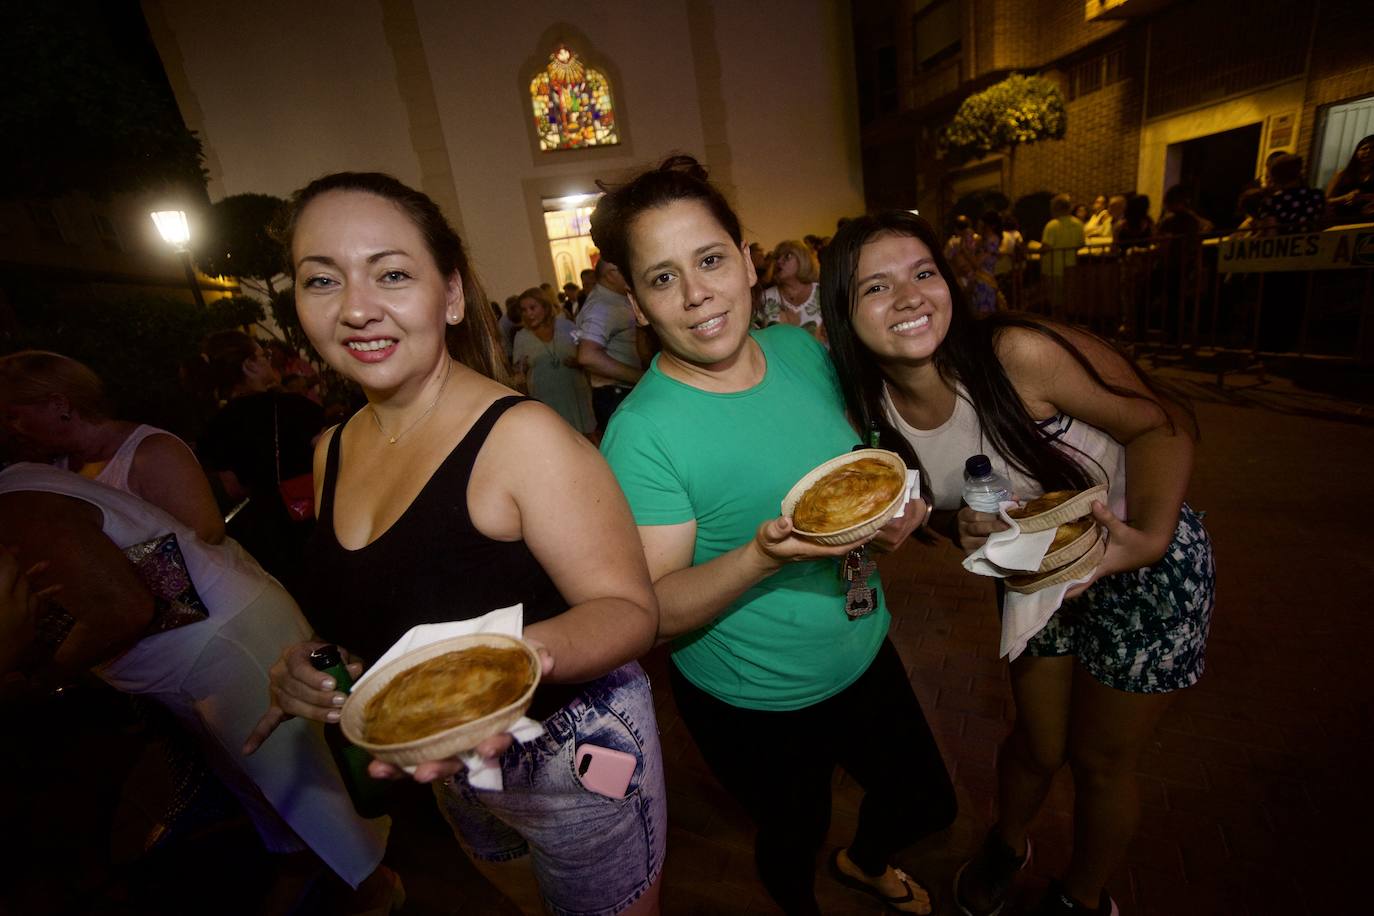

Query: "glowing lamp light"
left=151, top=210, right=191, bottom=249
left=150, top=209, right=204, bottom=306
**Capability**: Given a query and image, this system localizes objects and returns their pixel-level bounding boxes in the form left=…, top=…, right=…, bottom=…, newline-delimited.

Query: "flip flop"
left=828, top=848, right=932, bottom=914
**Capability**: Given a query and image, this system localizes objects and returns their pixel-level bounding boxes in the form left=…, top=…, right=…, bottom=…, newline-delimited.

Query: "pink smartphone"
left=574, top=743, right=637, bottom=799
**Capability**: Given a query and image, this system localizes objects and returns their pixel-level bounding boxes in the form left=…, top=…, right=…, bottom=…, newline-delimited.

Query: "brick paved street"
left=651, top=369, right=1374, bottom=916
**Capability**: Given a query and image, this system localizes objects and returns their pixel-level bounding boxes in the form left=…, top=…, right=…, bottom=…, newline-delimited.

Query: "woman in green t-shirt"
left=593, top=156, right=953, bottom=916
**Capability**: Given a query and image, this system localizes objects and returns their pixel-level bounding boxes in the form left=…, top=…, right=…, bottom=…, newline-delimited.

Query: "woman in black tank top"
left=243, top=173, right=665, bottom=915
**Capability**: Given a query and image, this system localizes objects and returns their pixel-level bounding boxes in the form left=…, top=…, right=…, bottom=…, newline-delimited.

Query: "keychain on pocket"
left=840, top=545, right=877, bottom=619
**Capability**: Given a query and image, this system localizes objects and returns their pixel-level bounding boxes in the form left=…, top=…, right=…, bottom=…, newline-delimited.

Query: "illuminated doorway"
left=542, top=193, right=602, bottom=288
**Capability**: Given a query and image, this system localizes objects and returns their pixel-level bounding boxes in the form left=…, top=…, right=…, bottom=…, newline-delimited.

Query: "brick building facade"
left=853, top=0, right=1374, bottom=237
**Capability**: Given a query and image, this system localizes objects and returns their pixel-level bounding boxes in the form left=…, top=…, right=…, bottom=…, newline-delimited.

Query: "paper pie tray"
left=1010, top=484, right=1109, bottom=533
left=340, top=633, right=541, bottom=767
left=1036, top=520, right=1100, bottom=573
left=1006, top=528, right=1106, bottom=594
left=781, top=449, right=908, bottom=546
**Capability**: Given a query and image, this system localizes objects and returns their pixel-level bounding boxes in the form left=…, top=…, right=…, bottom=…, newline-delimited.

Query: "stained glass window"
left=530, top=46, right=619, bottom=151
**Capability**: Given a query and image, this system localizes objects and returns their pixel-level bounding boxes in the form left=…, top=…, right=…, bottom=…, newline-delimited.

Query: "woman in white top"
left=0, top=462, right=392, bottom=906
left=511, top=285, right=595, bottom=435
left=820, top=211, right=1214, bottom=916
left=756, top=238, right=826, bottom=345
left=0, top=351, right=223, bottom=544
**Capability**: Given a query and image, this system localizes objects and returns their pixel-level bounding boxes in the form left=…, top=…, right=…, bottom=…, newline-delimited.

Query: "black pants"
left=670, top=638, right=956, bottom=915
left=591, top=384, right=632, bottom=432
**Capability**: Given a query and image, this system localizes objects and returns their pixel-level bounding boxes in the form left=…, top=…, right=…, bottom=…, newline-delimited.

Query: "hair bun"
left=657, top=154, right=708, bottom=181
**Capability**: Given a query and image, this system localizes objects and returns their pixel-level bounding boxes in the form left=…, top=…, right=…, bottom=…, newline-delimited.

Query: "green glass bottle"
left=309, top=645, right=390, bottom=818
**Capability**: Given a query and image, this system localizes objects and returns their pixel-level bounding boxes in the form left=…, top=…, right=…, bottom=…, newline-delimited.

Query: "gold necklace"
left=369, top=364, right=452, bottom=445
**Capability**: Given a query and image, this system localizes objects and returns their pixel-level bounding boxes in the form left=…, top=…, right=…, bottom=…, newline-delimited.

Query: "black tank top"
left=302, top=396, right=569, bottom=666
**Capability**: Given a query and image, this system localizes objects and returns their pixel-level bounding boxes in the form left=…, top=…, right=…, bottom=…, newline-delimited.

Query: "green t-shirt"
left=601, top=325, right=888, bottom=711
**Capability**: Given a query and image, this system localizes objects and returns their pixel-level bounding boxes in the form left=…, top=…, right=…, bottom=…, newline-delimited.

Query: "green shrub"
left=940, top=74, right=1067, bottom=163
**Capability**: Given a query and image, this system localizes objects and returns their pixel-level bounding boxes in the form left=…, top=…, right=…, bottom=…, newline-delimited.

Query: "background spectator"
left=1040, top=193, right=1085, bottom=316
left=757, top=239, right=825, bottom=344
left=195, top=330, right=324, bottom=594
left=1260, top=154, right=1324, bottom=233
left=1116, top=193, right=1154, bottom=249
left=511, top=286, right=595, bottom=436
left=0, top=351, right=224, bottom=544
left=0, top=464, right=392, bottom=905
left=499, top=295, right=522, bottom=354
left=1084, top=194, right=1114, bottom=242
left=968, top=211, right=1004, bottom=314
left=577, top=267, right=597, bottom=310
left=575, top=259, right=643, bottom=431
left=1158, top=184, right=1214, bottom=236
left=994, top=213, right=1024, bottom=306
left=1324, top=134, right=1374, bottom=225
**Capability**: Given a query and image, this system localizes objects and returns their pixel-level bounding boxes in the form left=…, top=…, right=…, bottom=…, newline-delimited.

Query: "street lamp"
left=150, top=209, right=205, bottom=308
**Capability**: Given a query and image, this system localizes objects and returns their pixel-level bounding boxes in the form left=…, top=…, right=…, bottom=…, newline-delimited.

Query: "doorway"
left=1170, top=123, right=1263, bottom=231
left=541, top=193, right=601, bottom=288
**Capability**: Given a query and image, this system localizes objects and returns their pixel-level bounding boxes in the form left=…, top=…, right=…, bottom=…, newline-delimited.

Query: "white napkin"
left=960, top=502, right=1094, bottom=661
left=889, top=470, right=921, bottom=518
left=962, top=501, right=1056, bottom=575
left=354, top=604, right=545, bottom=791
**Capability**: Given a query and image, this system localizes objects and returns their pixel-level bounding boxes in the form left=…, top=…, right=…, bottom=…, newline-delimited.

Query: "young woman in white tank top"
left=820, top=212, right=1214, bottom=916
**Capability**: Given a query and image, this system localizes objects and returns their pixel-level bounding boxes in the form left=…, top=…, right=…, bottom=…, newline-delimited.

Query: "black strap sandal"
left=828, top=848, right=932, bottom=914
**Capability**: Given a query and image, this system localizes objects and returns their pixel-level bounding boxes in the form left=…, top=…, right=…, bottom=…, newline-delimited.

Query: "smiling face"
left=292, top=190, right=463, bottom=395
left=625, top=199, right=757, bottom=375
left=519, top=295, right=550, bottom=329
left=849, top=232, right=954, bottom=365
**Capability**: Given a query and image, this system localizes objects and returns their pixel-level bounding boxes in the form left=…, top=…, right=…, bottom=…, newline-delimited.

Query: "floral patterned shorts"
left=1025, top=504, right=1215, bottom=694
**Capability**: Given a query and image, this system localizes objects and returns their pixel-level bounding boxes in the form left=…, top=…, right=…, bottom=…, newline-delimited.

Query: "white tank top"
left=882, top=384, right=1128, bottom=516
left=88, top=424, right=189, bottom=493
left=0, top=463, right=273, bottom=693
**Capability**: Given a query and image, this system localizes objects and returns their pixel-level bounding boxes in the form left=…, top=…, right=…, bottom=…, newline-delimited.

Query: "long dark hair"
left=276, top=171, right=510, bottom=386
left=589, top=154, right=742, bottom=289
left=1331, top=134, right=1374, bottom=195
left=820, top=210, right=1193, bottom=495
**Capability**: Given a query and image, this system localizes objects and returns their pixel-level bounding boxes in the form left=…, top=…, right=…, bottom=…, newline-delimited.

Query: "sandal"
left=828, top=848, right=932, bottom=914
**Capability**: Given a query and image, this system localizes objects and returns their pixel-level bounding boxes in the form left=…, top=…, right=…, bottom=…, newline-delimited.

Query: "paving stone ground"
left=7, top=366, right=1370, bottom=915
left=649, top=370, right=1374, bottom=916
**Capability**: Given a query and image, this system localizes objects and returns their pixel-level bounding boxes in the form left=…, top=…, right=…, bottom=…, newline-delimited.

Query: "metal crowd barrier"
left=1001, top=225, right=1374, bottom=368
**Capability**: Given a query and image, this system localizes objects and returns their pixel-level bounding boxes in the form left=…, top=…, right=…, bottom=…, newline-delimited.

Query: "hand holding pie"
left=1002, top=485, right=1109, bottom=593
left=781, top=450, right=910, bottom=546
left=340, top=633, right=542, bottom=767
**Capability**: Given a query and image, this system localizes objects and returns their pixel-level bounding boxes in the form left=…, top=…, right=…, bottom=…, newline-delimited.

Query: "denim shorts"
left=1025, top=504, right=1215, bottom=693
left=433, top=661, right=666, bottom=916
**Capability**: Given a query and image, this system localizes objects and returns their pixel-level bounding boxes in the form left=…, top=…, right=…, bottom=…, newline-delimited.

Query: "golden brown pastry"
left=1007, top=490, right=1078, bottom=519
left=1047, top=517, right=1093, bottom=552
left=363, top=646, right=534, bottom=744
left=793, top=457, right=904, bottom=533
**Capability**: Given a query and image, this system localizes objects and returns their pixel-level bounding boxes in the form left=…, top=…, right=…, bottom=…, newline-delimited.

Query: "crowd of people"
left=1, top=156, right=1218, bottom=916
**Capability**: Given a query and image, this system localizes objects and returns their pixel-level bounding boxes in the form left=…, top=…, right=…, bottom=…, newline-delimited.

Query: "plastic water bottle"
left=962, top=454, right=1011, bottom=513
